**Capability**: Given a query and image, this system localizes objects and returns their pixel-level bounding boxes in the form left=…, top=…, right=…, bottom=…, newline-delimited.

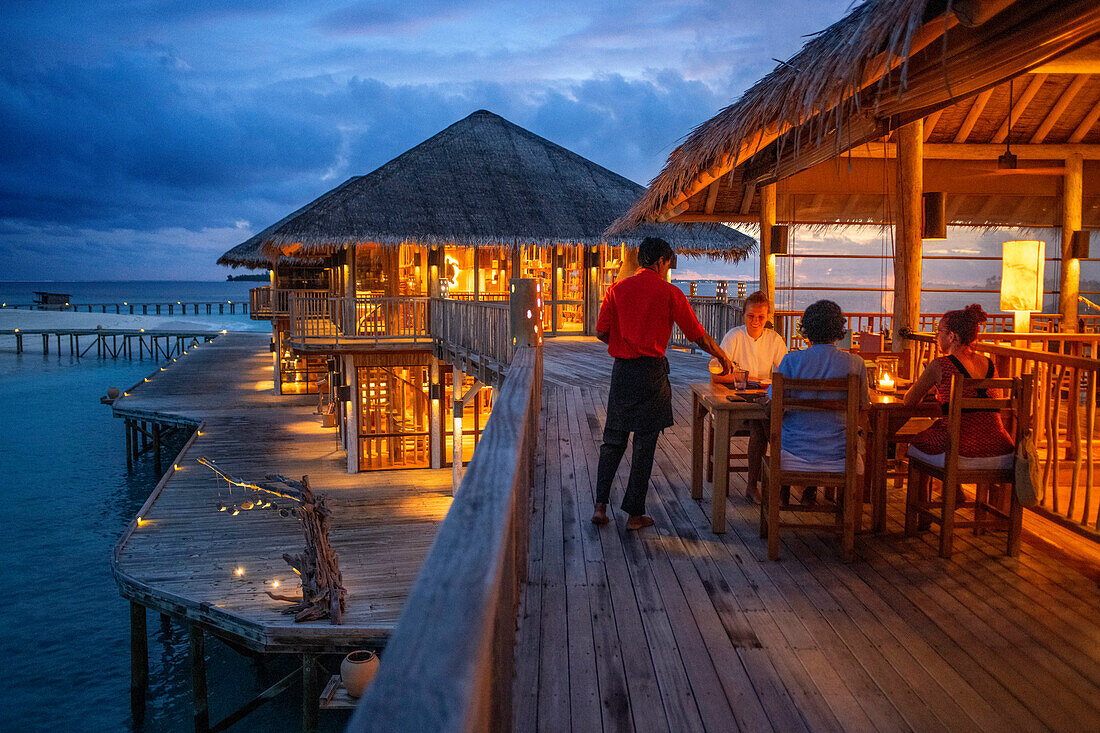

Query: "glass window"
left=358, top=364, right=431, bottom=470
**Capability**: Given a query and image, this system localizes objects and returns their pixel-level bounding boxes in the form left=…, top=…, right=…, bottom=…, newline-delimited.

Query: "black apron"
left=605, top=356, right=673, bottom=433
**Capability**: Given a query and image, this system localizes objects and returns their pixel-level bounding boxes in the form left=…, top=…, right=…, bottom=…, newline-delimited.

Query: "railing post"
left=509, top=278, right=543, bottom=352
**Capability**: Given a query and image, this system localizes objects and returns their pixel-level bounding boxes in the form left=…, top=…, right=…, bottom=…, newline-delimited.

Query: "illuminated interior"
left=357, top=364, right=431, bottom=470
left=278, top=332, right=326, bottom=394
left=443, top=371, right=494, bottom=464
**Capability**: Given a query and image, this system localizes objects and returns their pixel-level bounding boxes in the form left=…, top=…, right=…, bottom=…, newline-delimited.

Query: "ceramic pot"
left=340, top=650, right=379, bottom=698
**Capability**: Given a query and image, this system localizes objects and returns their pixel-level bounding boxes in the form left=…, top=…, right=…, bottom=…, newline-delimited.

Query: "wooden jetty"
left=2, top=300, right=249, bottom=315
left=511, top=339, right=1100, bottom=733
left=1, top=327, right=221, bottom=359
left=112, top=332, right=451, bottom=731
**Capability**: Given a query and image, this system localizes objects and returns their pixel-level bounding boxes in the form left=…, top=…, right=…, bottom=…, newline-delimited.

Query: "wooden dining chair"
left=760, top=372, right=863, bottom=561
left=905, top=374, right=1033, bottom=558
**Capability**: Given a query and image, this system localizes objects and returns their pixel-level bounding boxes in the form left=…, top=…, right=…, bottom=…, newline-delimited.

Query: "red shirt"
left=596, top=268, right=706, bottom=359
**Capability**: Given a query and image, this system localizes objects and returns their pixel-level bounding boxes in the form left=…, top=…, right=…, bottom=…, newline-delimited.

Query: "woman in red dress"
left=904, top=304, right=1014, bottom=457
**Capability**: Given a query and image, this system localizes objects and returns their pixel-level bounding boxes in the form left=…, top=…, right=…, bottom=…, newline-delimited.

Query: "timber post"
left=153, top=423, right=162, bottom=475
left=130, top=602, right=148, bottom=722
left=759, top=183, right=777, bottom=332
left=453, top=364, right=464, bottom=490
left=893, top=119, right=923, bottom=353
left=1060, top=153, right=1083, bottom=333
left=509, top=278, right=542, bottom=350
left=189, top=623, right=210, bottom=733
left=302, top=654, right=320, bottom=733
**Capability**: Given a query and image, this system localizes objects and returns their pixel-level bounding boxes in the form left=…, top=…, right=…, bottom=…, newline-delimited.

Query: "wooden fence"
left=672, top=297, right=744, bottom=348
left=431, top=297, right=514, bottom=368
left=287, top=293, right=430, bottom=345
left=349, top=345, right=543, bottom=732
left=905, top=331, right=1100, bottom=540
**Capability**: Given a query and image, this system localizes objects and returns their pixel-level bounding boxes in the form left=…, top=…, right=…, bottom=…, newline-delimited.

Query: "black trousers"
left=595, top=427, right=661, bottom=516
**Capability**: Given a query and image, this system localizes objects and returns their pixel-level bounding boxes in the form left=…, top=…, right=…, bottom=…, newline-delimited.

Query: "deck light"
left=235, top=566, right=245, bottom=577
left=140, top=329, right=145, bottom=333
left=271, top=580, right=280, bottom=589
left=1001, top=240, right=1045, bottom=333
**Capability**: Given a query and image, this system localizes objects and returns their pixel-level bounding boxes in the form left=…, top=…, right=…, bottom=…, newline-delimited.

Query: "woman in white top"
left=708, top=291, right=788, bottom=501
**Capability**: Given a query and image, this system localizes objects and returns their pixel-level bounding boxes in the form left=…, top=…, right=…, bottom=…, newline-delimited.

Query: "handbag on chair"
left=1014, top=434, right=1043, bottom=508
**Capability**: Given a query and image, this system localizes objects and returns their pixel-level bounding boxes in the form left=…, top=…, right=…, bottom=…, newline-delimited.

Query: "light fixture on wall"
left=1000, top=240, right=1045, bottom=333
left=922, top=192, right=947, bottom=240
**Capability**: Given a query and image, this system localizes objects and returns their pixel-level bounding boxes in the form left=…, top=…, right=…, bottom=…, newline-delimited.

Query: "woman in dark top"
left=903, top=304, right=1014, bottom=457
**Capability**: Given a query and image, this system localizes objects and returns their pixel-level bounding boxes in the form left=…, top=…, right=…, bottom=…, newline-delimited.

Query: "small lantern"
left=922, top=192, right=947, bottom=240
left=1000, top=240, right=1046, bottom=333
left=716, top=281, right=728, bottom=302
left=689, top=282, right=697, bottom=297
left=336, top=384, right=352, bottom=402
left=737, top=281, right=746, bottom=298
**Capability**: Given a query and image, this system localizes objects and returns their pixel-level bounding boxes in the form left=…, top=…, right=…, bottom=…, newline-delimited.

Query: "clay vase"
left=340, top=650, right=379, bottom=698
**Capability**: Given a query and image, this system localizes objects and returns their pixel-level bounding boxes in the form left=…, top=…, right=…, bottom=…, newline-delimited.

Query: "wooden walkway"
left=516, top=337, right=1100, bottom=733
left=112, top=332, right=451, bottom=652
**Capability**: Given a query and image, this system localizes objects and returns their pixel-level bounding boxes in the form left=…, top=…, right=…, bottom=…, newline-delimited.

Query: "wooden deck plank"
left=515, top=337, right=1100, bottom=733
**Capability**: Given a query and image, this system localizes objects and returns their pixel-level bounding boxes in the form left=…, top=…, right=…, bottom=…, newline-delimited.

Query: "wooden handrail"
left=431, top=298, right=514, bottom=367
left=349, top=345, right=543, bottom=732
left=902, top=330, right=1100, bottom=539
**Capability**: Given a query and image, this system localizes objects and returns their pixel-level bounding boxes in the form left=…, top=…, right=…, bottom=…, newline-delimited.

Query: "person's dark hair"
left=798, top=300, right=847, bottom=344
left=744, top=290, right=769, bottom=309
left=941, top=303, right=987, bottom=345
left=638, top=237, right=675, bottom=268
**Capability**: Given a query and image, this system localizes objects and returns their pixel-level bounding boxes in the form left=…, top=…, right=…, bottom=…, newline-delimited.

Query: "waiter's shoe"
left=626, top=515, right=655, bottom=531
left=591, top=503, right=610, bottom=525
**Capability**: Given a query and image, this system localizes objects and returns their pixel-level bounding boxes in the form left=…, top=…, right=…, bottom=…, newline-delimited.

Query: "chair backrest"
left=943, top=373, right=1034, bottom=473
left=769, top=372, right=862, bottom=474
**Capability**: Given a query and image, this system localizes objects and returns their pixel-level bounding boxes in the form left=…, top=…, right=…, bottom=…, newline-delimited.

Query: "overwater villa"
left=220, top=110, right=749, bottom=474
left=113, top=2, right=1100, bottom=732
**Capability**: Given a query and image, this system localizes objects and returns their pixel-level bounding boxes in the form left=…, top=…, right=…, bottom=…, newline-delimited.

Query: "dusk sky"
left=1, top=0, right=860, bottom=281
left=1, top=0, right=1072, bottom=294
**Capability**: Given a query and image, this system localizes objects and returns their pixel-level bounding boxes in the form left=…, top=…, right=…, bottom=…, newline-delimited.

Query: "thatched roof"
left=611, top=0, right=1100, bottom=232
left=236, top=110, right=752, bottom=263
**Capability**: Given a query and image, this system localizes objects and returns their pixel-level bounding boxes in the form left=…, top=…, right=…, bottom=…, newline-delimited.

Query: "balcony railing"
left=431, top=297, right=514, bottom=368
left=287, top=293, right=430, bottom=346
left=672, top=297, right=745, bottom=348
left=248, top=286, right=272, bottom=320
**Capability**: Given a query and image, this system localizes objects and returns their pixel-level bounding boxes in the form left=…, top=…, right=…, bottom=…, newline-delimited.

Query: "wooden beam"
left=954, top=88, right=993, bottom=143
left=1030, top=75, right=1089, bottom=143
left=992, top=74, right=1048, bottom=144
left=738, top=180, right=757, bottom=215
left=745, top=113, right=888, bottom=187
left=1061, top=154, right=1084, bottom=332
left=894, top=121, right=923, bottom=353
left=704, top=179, right=721, bottom=214
left=946, top=193, right=968, bottom=221
left=1069, top=100, right=1100, bottom=144
left=846, top=143, right=1100, bottom=159
left=923, top=109, right=944, bottom=141
left=759, top=184, right=776, bottom=319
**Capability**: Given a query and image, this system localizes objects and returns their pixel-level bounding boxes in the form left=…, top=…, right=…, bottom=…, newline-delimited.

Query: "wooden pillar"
left=189, top=624, right=210, bottom=733
left=125, top=419, right=133, bottom=470
left=473, top=245, right=480, bottom=302
left=893, top=119, right=924, bottom=353
left=153, top=423, right=162, bottom=475
left=1060, top=153, right=1083, bottom=332
left=302, top=653, right=319, bottom=733
left=130, top=602, right=147, bottom=721
left=453, top=364, right=464, bottom=491
left=759, top=183, right=777, bottom=322
left=430, top=356, right=442, bottom=469
left=345, top=354, right=359, bottom=474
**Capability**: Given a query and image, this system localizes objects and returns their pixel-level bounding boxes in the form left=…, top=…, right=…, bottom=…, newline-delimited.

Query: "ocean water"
left=0, top=281, right=267, bottom=333
left=0, top=287, right=346, bottom=731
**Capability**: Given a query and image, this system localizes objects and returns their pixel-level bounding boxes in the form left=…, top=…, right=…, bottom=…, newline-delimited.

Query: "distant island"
left=226, top=274, right=269, bottom=281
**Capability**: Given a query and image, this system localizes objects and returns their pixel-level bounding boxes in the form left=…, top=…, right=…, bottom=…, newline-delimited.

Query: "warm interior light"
left=1001, top=240, right=1045, bottom=332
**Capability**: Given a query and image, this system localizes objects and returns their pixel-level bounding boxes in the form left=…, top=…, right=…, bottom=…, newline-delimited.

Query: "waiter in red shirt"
left=592, top=237, right=732, bottom=530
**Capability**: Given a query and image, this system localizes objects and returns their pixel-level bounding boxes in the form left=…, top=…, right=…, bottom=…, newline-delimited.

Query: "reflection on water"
left=0, top=345, right=347, bottom=731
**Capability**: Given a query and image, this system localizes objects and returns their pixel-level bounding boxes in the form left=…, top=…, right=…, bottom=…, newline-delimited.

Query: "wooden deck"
left=517, top=337, right=1100, bottom=732
left=112, top=332, right=451, bottom=652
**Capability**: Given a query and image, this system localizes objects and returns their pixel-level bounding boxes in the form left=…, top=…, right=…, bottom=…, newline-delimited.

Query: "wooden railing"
left=905, top=331, right=1100, bottom=540
left=249, top=286, right=272, bottom=319
left=777, top=311, right=1018, bottom=350
left=287, top=293, right=430, bottom=345
left=672, top=297, right=744, bottom=348
left=349, top=345, right=543, bottom=732
left=432, top=297, right=514, bottom=367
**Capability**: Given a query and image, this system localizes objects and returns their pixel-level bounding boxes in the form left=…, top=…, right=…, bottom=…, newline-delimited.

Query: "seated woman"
left=708, top=290, right=787, bottom=501
left=769, top=300, right=870, bottom=501
left=903, top=304, right=1014, bottom=465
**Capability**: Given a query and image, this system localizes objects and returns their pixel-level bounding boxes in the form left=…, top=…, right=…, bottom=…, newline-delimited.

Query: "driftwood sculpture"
left=198, top=457, right=347, bottom=624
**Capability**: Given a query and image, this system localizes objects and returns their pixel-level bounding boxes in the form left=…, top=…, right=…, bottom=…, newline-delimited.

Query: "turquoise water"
left=0, top=297, right=346, bottom=730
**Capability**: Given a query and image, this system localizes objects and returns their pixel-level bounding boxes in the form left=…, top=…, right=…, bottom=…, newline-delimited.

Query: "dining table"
left=864, top=388, right=940, bottom=532
left=690, top=381, right=767, bottom=533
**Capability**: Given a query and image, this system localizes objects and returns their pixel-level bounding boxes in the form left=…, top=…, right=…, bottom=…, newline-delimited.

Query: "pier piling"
left=130, top=602, right=148, bottom=722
